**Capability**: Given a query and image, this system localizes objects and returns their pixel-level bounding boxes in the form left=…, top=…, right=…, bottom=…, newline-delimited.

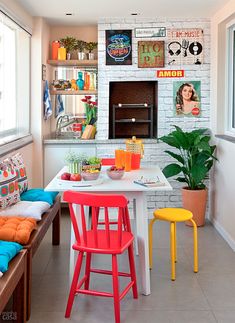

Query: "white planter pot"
left=77, top=52, right=86, bottom=60
left=88, top=53, right=95, bottom=60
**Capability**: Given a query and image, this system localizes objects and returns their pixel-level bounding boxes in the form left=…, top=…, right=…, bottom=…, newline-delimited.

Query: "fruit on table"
left=83, top=169, right=99, bottom=173
left=109, top=166, right=124, bottom=171
left=70, top=173, right=82, bottom=181
left=61, top=172, right=71, bottom=180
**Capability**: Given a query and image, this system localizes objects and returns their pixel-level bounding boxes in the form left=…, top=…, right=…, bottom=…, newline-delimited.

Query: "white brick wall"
left=96, top=17, right=211, bottom=216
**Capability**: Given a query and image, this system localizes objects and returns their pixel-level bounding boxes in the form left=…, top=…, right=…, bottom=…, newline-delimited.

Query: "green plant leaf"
left=159, top=135, right=180, bottom=148
left=171, top=130, right=190, bottom=149
left=162, top=164, right=182, bottom=178
left=191, top=164, right=208, bottom=185
left=175, top=177, right=188, bottom=183
left=164, top=150, right=185, bottom=164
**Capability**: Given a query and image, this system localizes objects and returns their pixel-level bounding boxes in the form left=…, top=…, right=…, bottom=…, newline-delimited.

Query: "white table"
left=45, top=165, right=172, bottom=295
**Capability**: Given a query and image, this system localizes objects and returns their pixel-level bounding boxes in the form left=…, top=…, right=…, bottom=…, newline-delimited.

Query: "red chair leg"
left=65, top=252, right=84, bottom=318
left=128, top=244, right=138, bottom=299
left=112, top=254, right=120, bottom=323
left=84, top=253, right=92, bottom=290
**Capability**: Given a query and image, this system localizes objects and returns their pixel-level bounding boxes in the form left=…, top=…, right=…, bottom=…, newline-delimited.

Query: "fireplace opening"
left=109, top=81, right=158, bottom=139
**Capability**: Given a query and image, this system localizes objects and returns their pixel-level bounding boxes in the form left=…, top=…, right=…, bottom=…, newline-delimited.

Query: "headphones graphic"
left=168, top=41, right=182, bottom=56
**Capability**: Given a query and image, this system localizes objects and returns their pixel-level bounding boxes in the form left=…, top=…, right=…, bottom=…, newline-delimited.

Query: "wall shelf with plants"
left=47, top=59, right=98, bottom=67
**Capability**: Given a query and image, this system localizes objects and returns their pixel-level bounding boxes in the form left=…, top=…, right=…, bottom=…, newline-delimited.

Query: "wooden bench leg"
left=13, top=261, right=26, bottom=323
left=52, top=208, right=61, bottom=245
left=26, top=249, right=32, bottom=321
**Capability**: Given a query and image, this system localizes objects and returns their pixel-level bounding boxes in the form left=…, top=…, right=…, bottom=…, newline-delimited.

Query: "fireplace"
left=109, top=81, right=158, bottom=139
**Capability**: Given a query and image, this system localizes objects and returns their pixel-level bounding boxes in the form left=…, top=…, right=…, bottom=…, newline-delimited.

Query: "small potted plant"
left=74, top=40, right=87, bottom=60
left=159, top=125, right=217, bottom=226
left=64, top=151, right=85, bottom=174
left=59, top=36, right=77, bottom=60
left=85, top=41, right=98, bottom=60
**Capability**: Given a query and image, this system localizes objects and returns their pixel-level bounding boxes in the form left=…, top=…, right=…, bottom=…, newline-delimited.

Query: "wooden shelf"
left=50, top=90, right=97, bottom=95
left=47, top=59, right=98, bottom=67
left=115, top=120, right=152, bottom=123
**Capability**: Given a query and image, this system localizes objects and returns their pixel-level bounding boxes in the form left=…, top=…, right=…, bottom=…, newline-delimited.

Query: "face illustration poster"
left=167, top=29, right=203, bottom=65
left=173, top=81, right=201, bottom=117
left=105, top=30, right=132, bottom=65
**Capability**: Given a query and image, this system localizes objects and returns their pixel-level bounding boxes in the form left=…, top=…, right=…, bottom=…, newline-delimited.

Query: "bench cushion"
left=0, top=217, right=36, bottom=245
left=21, top=188, right=58, bottom=206
left=0, top=240, right=23, bottom=273
left=0, top=201, right=50, bottom=220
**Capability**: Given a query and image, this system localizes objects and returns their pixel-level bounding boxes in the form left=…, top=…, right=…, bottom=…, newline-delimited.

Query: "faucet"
left=56, top=115, right=73, bottom=136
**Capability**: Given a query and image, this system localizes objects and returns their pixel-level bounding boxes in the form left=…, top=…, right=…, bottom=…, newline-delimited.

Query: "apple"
left=70, top=173, right=82, bottom=181
left=61, top=172, right=71, bottom=180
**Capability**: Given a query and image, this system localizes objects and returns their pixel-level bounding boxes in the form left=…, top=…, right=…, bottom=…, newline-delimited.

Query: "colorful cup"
left=131, top=153, right=141, bottom=170
left=115, top=149, right=124, bottom=169
left=124, top=151, right=132, bottom=172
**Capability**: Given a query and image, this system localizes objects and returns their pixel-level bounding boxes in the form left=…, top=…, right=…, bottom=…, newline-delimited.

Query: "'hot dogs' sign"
left=106, top=30, right=132, bottom=65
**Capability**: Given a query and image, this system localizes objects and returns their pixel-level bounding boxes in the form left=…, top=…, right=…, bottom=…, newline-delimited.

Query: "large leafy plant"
left=159, top=126, right=217, bottom=190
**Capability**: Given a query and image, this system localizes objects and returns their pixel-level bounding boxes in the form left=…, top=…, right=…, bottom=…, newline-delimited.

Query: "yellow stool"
left=149, top=208, right=198, bottom=281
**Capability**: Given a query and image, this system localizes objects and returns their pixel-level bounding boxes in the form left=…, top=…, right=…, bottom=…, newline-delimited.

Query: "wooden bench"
left=24, top=195, right=61, bottom=320
left=0, top=250, right=27, bottom=323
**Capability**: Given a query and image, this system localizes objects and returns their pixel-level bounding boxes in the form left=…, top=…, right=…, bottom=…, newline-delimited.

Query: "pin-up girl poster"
left=173, top=81, right=201, bottom=116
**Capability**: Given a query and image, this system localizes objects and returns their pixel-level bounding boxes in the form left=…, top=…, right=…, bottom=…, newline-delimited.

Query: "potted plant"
left=85, top=41, right=98, bottom=60
left=74, top=40, right=87, bottom=60
left=64, top=151, right=85, bottom=174
left=59, top=36, right=77, bottom=60
left=159, top=125, right=217, bottom=226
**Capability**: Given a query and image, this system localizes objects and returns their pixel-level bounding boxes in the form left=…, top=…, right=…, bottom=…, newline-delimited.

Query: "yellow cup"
left=58, top=47, right=66, bottom=60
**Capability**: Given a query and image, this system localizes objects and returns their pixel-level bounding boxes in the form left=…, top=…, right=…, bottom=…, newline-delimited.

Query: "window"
left=0, top=10, right=31, bottom=146
left=227, top=21, right=235, bottom=134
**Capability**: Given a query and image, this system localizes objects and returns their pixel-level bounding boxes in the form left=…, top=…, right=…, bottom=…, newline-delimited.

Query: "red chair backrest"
left=101, top=158, right=115, bottom=166
left=63, top=191, right=131, bottom=248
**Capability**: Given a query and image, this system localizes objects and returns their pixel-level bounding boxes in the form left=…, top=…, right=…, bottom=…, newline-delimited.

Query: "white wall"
left=211, top=0, right=235, bottom=249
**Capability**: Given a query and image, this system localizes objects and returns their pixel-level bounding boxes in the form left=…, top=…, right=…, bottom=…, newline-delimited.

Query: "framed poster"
left=138, top=41, right=164, bottom=68
left=167, top=29, right=203, bottom=65
left=135, top=27, right=166, bottom=38
left=173, top=81, right=201, bottom=117
left=105, top=30, right=132, bottom=65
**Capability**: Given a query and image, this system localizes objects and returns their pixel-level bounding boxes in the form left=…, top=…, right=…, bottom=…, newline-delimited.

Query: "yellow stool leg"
left=189, top=218, right=198, bottom=273
left=170, top=222, right=176, bottom=281
left=149, top=218, right=157, bottom=269
left=174, top=222, right=177, bottom=263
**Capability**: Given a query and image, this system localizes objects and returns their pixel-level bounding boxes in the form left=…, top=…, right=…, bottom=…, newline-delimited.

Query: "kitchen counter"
left=43, top=136, right=158, bottom=145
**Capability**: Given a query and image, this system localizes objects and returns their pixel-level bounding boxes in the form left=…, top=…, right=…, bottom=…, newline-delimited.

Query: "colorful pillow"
left=0, top=240, right=23, bottom=273
left=0, top=200, right=50, bottom=221
left=20, top=188, right=58, bottom=206
left=0, top=164, right=20, bottom=210
left=0, top=217, right=36, bottom=245
left=4, top=153, right=28, bottom=194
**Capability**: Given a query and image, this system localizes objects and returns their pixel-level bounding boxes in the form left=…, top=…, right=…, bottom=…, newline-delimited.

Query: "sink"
left=55, top=131, right=81, bottom=139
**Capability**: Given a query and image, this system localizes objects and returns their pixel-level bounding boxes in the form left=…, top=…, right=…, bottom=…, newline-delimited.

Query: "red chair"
left=63, top=191, right=138, bottom=323
left=101, top=158, right=115, bottom=165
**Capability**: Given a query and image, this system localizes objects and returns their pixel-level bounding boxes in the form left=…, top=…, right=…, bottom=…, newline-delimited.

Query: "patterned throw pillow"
left=0, top=163, right=20, bottom=209
left=4, top=153, right=28, bottom=194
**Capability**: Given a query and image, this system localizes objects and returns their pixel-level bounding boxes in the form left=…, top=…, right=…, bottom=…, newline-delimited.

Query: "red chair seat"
left=73, top=230, right=134, bottom=254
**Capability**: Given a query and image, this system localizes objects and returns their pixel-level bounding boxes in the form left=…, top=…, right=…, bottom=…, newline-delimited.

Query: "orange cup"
left=115, top=149, right=124, bottom=169
left=131, top=153, right=141, bottom=170
left=124, top=151, right=132, bottom=172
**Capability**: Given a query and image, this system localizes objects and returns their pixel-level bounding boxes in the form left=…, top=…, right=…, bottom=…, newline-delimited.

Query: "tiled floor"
left=28, top=209, right=235, bottom=323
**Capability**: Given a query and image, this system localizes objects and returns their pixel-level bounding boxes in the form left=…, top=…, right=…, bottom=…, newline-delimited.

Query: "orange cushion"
left=0, top=217, right=36, bottom=244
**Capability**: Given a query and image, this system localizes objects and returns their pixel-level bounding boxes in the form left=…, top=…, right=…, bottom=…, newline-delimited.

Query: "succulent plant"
left=74, top=40, right=87, bottom=52
left=85, top=42, right=98, bottom=53
left=59, top=36, right=77, bottom=53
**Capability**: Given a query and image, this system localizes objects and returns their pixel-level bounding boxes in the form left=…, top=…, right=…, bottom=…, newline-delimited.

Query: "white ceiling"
left=17, top=0, right=229, bottom=25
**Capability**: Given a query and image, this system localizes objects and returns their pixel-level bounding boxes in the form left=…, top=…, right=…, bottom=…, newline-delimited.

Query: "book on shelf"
left=133, top=177, right=166, bottom=188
